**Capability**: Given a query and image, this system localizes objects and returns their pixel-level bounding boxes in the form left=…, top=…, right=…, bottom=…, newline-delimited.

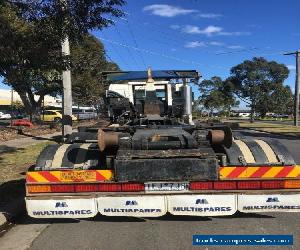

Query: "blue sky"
left=94, top=0, right=300, bottom=106
left=1, top=0, right=299, bottom=108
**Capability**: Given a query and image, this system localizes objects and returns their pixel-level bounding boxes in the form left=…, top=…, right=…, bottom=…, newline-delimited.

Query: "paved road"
left=0, top=129, right=300, bottom=250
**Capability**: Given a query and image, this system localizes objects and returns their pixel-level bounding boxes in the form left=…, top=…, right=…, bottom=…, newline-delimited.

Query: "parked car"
left=272, top=114, right=289, bottom=118
left=0, top=112, right=11, bottom=119
left=41, top=110, right=77, bottom=122
left=72, top=108, right=97, bottom=120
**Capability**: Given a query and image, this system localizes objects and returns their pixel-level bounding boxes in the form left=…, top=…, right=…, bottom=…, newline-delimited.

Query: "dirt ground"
left=0, top=119, right=109, bottom=142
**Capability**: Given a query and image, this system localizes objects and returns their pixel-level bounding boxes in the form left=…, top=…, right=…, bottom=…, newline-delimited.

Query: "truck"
left=25, top=69, right=300, bottom=219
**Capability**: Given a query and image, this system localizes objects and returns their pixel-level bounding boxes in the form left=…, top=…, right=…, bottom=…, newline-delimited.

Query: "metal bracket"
left=238, top=155, right=247, bottom=166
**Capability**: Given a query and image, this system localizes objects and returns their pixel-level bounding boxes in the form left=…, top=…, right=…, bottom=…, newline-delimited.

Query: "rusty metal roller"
left=207, top=127, right=233, bottom=148
left=97, top=129, right=120, bottom=151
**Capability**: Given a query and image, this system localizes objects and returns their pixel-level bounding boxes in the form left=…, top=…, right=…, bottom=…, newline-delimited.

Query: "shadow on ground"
left=234, top=129, right=300, bottom=140
left=0, top=145, right=18, bottom=155
left=15, top=211, right=275, bottom=226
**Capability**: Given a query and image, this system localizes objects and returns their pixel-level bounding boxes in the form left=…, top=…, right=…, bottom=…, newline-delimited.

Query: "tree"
left=198, top=76, right=239, bottom=116
left=9, top=0, right=125, bottom=42
left=71, top=34, right=120, bottom=106
left=266, top=85, right=293, bottom=115
left=228, top=57, right=289, bottom=121
left=0, top=3, right=62, bottom=118
left=0, top=1, right=124, bottom=118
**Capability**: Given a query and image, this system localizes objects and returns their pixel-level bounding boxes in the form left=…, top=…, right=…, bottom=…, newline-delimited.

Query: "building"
left=0, top=88, right=61, bottom=111
left=231, top=109, right=251, bottom=117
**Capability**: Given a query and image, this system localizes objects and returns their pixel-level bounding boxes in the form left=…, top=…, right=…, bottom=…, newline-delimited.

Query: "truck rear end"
left=25, top=70, right=300, bottom=218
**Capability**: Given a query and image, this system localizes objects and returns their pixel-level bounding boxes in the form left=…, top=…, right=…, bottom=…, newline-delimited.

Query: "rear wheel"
left=35, top=143, right=106, bottom=170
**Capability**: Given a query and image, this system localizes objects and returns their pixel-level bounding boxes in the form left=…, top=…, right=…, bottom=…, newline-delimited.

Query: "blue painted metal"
left=103, top=70, right=199, bottom=81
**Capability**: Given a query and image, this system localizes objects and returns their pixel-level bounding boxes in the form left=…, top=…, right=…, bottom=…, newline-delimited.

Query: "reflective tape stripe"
left=286, top=167, right=300, bottom=178
left=234, top=140, right=255, bottom=163
left=220, top=166, right=299, bottom=179
left=261, top=166, right=284, bottom=178
left=255, top=140, right=278, bottom=163
left=238, top=167, right=260, bottom=178
left=28, top=172, right=50, bottom=182
left=51, top=144, right=72, bottom=168
left=219, top=167, right=236, bottom=178
left=26, top=170, right=114, bottom=183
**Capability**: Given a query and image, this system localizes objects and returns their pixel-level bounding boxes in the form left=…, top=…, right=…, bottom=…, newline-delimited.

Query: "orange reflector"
left=27, top=185, right=51, bottom=193
left=284, top=180, right=300, bottom=189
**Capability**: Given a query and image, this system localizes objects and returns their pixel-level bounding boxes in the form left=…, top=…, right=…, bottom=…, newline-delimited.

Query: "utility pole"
left=62, top=37, right=73, bottom=136
left=284, top=51, right=300, bottom=126
left=61, top=0, right=72, bottom=137
left=10, top=87, right=13, bottom=126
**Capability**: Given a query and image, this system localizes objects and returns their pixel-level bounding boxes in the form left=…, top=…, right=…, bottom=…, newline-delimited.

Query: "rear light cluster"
left=27, top=183, right=144, bottom=193
left=27, top=180, right=300, bottom=194
left=190, top=180, right=300, bottom=190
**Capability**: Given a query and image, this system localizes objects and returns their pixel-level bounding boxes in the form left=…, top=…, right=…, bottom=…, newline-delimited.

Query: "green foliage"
left=256, top=85, right=293, bottom=116
left=9, top=0, right=125, bottom=42
left=198, top=76, right=239, bottom=115
left=228, top=57, right=289, bottom=120
left=0, top=1, right=124, bottom=117
left=71, top=34, right=119, bottom=106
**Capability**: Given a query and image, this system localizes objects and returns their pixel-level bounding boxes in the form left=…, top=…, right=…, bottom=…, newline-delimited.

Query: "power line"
left=97, top=37, right=227, bottom=70
left=100, top=32, right=131, bottom=70
left=113, top=25, right=141, bottom=69
left=123, top=18, right=147, bottom=68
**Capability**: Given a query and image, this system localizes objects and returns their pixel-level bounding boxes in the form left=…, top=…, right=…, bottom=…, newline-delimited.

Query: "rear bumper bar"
left=26, top=192, right=300, bottom=218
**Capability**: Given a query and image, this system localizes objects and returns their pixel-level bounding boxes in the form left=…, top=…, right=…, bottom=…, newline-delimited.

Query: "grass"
left=0, top=141, right=55, bottom=183
left=239, top=121, right=300, bottom=136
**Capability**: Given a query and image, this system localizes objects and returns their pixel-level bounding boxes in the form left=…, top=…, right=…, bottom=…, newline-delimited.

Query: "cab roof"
left=101, top=70, right=201, bottom=81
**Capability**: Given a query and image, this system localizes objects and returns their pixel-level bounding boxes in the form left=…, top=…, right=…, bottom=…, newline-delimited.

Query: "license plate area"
left=145, top=182, right=189, bottom=192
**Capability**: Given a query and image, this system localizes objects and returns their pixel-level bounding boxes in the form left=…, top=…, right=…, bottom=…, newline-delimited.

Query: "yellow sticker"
left=59, top=171, right=96, bottom=182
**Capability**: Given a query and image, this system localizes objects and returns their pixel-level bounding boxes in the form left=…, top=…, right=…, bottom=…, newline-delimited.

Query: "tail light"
left=51, top=184, right=75, bottom=193
left=190, top=182, right=213, bottom=190
left=261, top=180, right=284, bottom=189
left=27, top=180, right=300, bottom=194
left=237, top=181, right=261, bottom=189
left=75, top=184, right=99, bottom=192
left=98, top=184, right=122, bottom=192
left=122, top=183, right=144, bottom=192
left=214, top=181, right=236, bottom=190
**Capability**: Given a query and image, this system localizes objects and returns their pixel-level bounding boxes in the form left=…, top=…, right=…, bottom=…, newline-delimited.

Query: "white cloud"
left=182, top=25, right=223, bottom=36
left=143, top=4, right=197, bottom=17
left=184, top=41, right=206, bottom=48
left=287, top=65, right=296, bottom=70
left=219, top=31, right=251, bottom=36
left=170, top=24, right=180, bottom=30
left=227, top=45, right=244, bottom=49
left=197, top=13, right=222, bottom=19
left=181, top=25, right=250, bottom=36
left=209, top=41, right=224, bottom=46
